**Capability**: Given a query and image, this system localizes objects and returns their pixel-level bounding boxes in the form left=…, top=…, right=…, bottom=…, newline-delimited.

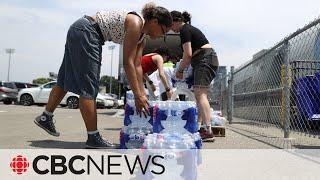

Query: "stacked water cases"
left=120, top=100, right=202, bottom=149
left=120, top=100, right=154, bottom=149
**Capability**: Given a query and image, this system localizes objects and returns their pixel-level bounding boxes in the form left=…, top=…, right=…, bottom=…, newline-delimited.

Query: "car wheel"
left=20, top=94, right=34, bottom=106
left=67, top=97, right=79, bottom=109
left=3, top=100, right=12, bottom=105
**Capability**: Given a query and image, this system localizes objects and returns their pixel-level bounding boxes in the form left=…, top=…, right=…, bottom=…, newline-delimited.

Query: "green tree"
left=100, top=75, right=120, bottom=95
left=32, top=77, right=52, bottom=85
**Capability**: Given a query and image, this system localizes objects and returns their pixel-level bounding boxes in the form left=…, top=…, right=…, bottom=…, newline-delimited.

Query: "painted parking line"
left=0, top=111, right=8, bottom=113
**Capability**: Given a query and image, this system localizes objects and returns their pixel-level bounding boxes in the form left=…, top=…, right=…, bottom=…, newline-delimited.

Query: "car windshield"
left=43, top=82, right=57, bottom=88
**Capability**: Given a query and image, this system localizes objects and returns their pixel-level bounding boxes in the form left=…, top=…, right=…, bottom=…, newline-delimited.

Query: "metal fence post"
left=283, top=41, right=291, bottom=138
left=227, top=66, right=234, bottom=124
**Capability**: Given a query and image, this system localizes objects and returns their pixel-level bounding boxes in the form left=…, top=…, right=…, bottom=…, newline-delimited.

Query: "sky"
left=0, top=0, right=320, bottom=83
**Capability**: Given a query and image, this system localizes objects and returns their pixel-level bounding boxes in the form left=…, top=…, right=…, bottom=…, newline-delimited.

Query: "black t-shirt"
left=180, top=24, right=209, bottom=53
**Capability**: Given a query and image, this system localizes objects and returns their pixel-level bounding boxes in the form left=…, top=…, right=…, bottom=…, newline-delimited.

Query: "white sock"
left=198, top=122, right=202, bottom=130
left=87, top=130, right=99, bottom=135
left=44, top=110, right=53, bottom=117
left=206, top=124, right=212, bottom=133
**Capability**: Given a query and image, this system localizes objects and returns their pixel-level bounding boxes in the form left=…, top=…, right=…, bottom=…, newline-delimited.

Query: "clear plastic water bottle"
left=124, top=104, right=153, bottom=149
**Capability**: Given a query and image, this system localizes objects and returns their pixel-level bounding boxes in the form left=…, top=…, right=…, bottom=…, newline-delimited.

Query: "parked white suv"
left=18, top=81, right=81, bottom=108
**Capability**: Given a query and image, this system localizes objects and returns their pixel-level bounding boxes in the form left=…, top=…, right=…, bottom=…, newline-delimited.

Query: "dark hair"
left=168, top=54, right=179, bottom=63
left=142, top=2, right=173, bottom=27
left=170, top=10, right=191, bottom=24
left=154, top=47, right=171, bottom=57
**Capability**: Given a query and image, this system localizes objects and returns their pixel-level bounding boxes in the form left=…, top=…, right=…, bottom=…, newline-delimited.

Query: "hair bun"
left=182, top=11, right=191, bottom=23
left=142, top=2, right=156, bottom=11
left=142, top=2, right=156, bottom=17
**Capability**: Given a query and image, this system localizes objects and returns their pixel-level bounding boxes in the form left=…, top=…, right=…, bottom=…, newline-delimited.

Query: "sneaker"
left=86, top=132, right=117, bottom=149
left=200, top=130, right=215, bottom=142
left=34, top=113, right=60, bottom=137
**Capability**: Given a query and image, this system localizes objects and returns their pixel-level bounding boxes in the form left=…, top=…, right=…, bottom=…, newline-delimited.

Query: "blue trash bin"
left=294, top=75, right=320, bottom=124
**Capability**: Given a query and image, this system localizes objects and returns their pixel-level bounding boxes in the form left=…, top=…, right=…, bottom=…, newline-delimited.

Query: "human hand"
left=176, top=71, right=183, bottom=80
left=166, top=90, right=173, bottom=100
left=151, top=84, right=156, bottom=92
left=134, top=95, right=149, bottom=117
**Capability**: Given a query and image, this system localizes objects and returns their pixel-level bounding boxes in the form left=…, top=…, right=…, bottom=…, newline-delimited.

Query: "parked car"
left=18, top=81, right=80, bottom=109
left=0, top=81, right=18, bottom=104
left=13, top=82, right=38, bottom=91
left=106, top=93, right=118, bottom=99
left=117, top=97, right=125, bottom=108
left=96, top=93, right=115, bottom=109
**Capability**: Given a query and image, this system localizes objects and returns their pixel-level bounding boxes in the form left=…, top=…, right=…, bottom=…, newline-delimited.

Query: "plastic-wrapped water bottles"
left=153, top=101, right=198, bottom=134
left=174, top=61, right=193, bottom=82
left=171, top=61, right=195, bottom=101
left=125, top=90, right=134, bottom=101
left=120, top=100, right=202, bottom=149
left=120, top=100, right=154, bottom=149
left=142, top=133, right=196, bottom=149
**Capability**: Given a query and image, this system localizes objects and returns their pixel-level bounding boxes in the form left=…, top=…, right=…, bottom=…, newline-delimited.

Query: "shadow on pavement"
left=104, top=127, right=122, bottom=131
left=97, top=111, right=118, bottom=116
left=28, top=140, right=86, bottom=149
left=293, top=145, right=320, bottom=149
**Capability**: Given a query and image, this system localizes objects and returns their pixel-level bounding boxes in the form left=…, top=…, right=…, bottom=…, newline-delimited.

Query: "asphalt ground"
left=0, top=103, right=287, bottom=149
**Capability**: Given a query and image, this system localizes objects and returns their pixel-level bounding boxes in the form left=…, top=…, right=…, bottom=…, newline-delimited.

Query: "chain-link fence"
left=210, top=17, right=320, bottom=148
left=209, top=72, right=228, bottom=116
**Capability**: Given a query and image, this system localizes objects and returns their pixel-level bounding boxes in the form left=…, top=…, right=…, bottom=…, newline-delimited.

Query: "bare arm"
left=123, top=15, right=141, bottom=96
left=134, top=39, right=147, bottom=95
left=178, top=42, right=193, bottom=71
left=143, top=73, right=152, bottom=82
left=153, top=55, right=170, bottom=90
left=154, top=55, right=173, bottom=99
left=123, top=15, right=149, bottom=114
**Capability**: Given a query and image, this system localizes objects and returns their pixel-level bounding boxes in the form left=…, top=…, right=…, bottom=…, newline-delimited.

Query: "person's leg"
left=45, top=86, right=67, bottom=113
left=79, top=96, right=97, bottom=131
left=197, top=106, right=203, bottom=130
left=81, top=100, right=116, bottom=148
left=34, top=85, right=67, bottom=137
left=194, top=86, right=214, bottom=141
left=79, top=96, right=116, bottom=149
left=194, top=87, right=211, bottom=130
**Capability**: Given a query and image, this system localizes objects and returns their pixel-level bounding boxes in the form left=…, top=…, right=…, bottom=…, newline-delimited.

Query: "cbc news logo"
left=10, top=155, right=30, bottom=175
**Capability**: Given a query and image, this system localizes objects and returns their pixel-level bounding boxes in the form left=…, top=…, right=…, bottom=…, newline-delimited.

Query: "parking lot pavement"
left=0, top=103, right=276, bottom=149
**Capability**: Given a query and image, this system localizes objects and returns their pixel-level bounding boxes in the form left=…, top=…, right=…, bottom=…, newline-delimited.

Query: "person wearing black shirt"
left=171, top=10, right=219, bottom=142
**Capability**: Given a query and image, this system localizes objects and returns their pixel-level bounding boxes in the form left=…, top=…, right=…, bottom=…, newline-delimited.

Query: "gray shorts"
left=57, top=16, right=104, bottom=99
left=191, top=48, right=219, bottom=88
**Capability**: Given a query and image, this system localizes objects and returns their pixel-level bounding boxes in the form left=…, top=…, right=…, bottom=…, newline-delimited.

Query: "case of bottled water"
left=120, top=100, right=202, bottom=149
left=120, top=100, right=154, bottom=149
left=142, top=132, right=202, bottom=149
left=140, top=133, right=201, bottom=180
left=153, top=101, right=198, bottom=134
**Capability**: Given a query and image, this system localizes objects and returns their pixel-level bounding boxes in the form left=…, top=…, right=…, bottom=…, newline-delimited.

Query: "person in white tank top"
left=93, top=3, right=173, bottom=115
left=34, top=2, right=173, bottom=149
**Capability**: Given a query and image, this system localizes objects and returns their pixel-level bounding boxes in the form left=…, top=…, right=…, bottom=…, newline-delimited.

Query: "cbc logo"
left=10, top=155, right=30, bottom=175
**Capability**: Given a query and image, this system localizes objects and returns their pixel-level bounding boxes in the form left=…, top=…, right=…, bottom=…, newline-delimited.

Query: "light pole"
left=108, top=45, right=115, bottom=94
left=219, top=73, right=223, bottom=111
left=5, top=48, right=15, bottom=82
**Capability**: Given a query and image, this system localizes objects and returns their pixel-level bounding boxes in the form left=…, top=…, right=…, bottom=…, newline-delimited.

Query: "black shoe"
left=34, top=113, right=60, bottom=137
left=200, top=130, right=215, bottom=142
left=86, top=132, right=117, bottom=149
